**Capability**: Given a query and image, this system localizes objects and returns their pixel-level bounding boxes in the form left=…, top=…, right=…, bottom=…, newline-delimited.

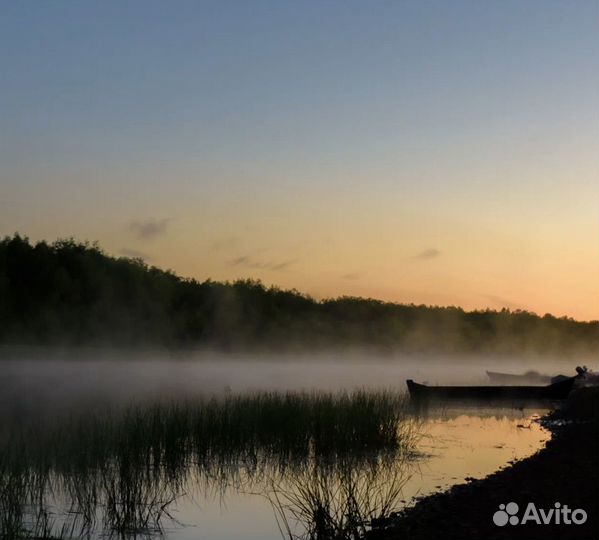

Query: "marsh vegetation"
left=0, top=390, right=418, bottom=539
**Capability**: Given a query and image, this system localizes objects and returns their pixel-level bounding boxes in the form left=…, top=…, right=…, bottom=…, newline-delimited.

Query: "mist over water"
left=0, top=352, right=567, bottom=539
left=0, top=352, right=577, bottom=422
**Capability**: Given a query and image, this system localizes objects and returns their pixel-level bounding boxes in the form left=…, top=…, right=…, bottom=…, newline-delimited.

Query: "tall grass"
left=0, top=390, right=416, bottom=539
left=266, top=456, right=412, bottom=540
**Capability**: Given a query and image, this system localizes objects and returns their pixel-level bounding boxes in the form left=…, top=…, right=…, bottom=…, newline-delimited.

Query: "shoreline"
left=368, top=392, right=598, bottom=539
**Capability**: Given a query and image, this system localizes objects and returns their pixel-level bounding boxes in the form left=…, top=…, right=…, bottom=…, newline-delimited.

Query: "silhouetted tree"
left=0, top=235, right=595, bottom=357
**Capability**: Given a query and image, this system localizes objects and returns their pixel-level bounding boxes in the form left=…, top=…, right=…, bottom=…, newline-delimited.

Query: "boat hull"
left=486, top=370, right=552, bottom=385
left=406, top=377, right=576, bottom=402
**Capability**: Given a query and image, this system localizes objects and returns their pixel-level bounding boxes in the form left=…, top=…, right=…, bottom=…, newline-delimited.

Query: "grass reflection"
left=0, top=390, right=417, bottom=539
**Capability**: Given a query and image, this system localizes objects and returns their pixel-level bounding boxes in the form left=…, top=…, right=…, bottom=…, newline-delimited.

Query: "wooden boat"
left=486, top=370, right=552, bottom=385
left=487, top=370, right=574, bottom=385
left=406, top=377, right=576, bottom=402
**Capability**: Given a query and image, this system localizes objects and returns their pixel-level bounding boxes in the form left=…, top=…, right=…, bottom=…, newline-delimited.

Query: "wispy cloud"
left=341, top=272, right=361, bottom=280
left=229, top=255, right=296, bottom=272
left=119, top=247, right=152, bottom=261
left=129, top=218, right=169, bottom=240
left=413, top=248, right=441, bottom=260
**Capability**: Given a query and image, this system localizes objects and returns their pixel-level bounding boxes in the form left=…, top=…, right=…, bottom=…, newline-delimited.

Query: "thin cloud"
left=230, top=255, right=252, bottom=267
left=229, top=255, right=296, bottom=272
left=413, top=248, right=441, bottom=260
left=129, top=218, right=169, bottom=240
left=119, top=247, right=153, bottom=261
left=269, top=260, right=296, bottom=271
left=342, top=273, right=361, bottom=280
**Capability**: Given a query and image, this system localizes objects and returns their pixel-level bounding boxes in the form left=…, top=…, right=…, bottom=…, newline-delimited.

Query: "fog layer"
left=0, top=352, right=583, bottom=422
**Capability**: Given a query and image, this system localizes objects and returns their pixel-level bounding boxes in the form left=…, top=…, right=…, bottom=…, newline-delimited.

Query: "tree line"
left=0, top=234, right=595, bottom=357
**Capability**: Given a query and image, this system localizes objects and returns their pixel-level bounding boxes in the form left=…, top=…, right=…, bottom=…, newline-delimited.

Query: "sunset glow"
left=1, top=1, right=597, bottom=320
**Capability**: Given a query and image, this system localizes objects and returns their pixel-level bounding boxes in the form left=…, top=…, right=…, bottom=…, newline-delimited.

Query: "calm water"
left=161, top=410, right=550, bottom=540
left=0, top=357, right=557, bottom=539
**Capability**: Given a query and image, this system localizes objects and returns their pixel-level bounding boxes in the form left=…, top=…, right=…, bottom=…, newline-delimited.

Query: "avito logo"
left=493, top=502, right=587, bottom=526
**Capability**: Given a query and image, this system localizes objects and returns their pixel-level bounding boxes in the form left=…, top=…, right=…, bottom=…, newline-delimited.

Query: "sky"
left=1, top=1, right=597, bottom=321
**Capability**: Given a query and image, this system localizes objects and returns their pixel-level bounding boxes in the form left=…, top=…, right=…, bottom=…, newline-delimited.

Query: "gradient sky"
left=1, top=1, right=597, bottom=320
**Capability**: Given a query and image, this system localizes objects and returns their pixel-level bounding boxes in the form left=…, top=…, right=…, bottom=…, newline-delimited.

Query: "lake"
left=0, top=356, right=560, bottom=539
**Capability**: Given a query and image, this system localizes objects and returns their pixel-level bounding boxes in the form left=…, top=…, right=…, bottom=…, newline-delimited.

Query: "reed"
left=265, top=455, right=412, bottom=540
left=0, top=390, right=417, bottom=539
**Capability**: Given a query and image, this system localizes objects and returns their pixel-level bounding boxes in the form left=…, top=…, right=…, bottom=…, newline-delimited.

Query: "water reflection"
left=0, top=391, right=417, bottom=539
left=0, top=395, right=550, bottom=540
left=263, top=454, right=414, bottom=540
left=402, top=407, right=550, bottom=503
